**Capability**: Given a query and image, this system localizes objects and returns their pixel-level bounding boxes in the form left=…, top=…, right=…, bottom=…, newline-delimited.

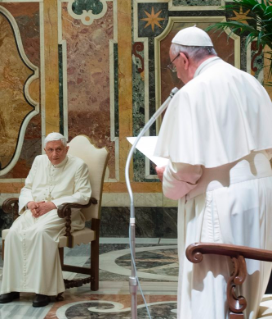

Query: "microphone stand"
left=125, top=87, right=178, bottom=319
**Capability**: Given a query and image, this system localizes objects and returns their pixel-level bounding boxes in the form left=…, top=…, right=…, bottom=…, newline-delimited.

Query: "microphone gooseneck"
left=125, top=87, right=178, bottom=319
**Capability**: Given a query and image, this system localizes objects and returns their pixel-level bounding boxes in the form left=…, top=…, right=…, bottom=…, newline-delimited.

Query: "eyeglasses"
left=166, top=52, right=189, bottom=73
left=167, top=54, right=180, bottom=72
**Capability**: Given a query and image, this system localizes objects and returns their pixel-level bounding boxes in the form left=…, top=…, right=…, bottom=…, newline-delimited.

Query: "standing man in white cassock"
left=0, top=133, right=92, bottom=307
left=155, top=26, right=272, bottom=319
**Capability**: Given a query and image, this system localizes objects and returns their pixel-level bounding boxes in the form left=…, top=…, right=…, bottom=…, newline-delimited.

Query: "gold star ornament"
left=141, top=7, right=165, bottom=32
left=229, top=7, right=254, bottom=25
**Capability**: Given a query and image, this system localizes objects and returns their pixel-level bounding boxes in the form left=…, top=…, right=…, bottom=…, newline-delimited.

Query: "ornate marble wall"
left=0, top=3, right=40, bottom=178
left=0, top=0, right=265, bottom=220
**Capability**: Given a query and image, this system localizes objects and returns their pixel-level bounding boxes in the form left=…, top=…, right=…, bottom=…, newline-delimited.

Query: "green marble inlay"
left=114, top=43, right=119, bottom=137
left=132, top=42, right=145, bottom=182
left=58, top=44, right=64, bottom=135
left=173, top=0, right=221, bottom=6
left=251, top=49, right=263, bottom=83
left=72, top=0, right=103, bottom=15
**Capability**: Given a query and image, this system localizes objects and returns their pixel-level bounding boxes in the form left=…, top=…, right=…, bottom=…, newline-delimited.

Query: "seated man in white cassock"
left=0, top=133, right=92, bottom=307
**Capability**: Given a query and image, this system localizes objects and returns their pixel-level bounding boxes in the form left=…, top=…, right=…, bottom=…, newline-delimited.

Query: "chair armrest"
left=57, top=197, right=97, bottom=248
left=2, top=198, right=19, bottom=221
left=186, top=242, right=272, bottom=263
left=57, top=197, right=97, bottom=219
left=185, top=242, right=272, bottom=316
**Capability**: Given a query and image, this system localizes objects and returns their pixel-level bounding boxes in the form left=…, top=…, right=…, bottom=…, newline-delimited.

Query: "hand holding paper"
left=155, top=166, right=165, bottom=181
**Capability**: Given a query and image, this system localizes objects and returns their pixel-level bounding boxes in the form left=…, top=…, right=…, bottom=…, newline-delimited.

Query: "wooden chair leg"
left=230, top=312, right=244, bottom=318
left=2, top=239, right=4, bottom=261
left=91, top=239, right=99, bottom=291
left=91, top=219, right=100, bottom=291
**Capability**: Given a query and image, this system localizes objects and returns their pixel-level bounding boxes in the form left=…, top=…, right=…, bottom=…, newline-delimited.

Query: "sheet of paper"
left=127, top=136, right=169, bottom=167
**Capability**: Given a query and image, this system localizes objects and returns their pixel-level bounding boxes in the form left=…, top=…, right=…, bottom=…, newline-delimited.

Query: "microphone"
left=125, top=87, right=179, bottom=319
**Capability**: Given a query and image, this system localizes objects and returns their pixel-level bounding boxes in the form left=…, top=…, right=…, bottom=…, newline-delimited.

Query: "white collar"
left=194, top=57, right=221, bottom=78
left=49, top=155, right=68, bottom=169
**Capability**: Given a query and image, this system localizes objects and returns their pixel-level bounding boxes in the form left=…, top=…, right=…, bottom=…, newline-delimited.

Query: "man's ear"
left=180, top=52, right=189, bottom=69
left=66, top=146, right=69, bottom=153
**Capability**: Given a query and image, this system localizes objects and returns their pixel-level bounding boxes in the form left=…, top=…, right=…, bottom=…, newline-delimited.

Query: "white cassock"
left=154, top=57, right=272, bottom=319
left=1, top=154, right=92, bottom=296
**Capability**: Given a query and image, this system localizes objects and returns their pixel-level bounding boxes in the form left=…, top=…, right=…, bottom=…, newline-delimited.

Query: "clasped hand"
left=28, top=201, right=56, bottom=218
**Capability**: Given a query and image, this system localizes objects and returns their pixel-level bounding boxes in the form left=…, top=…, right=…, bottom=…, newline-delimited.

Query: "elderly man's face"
left=44, top=140, right=69, bottom=165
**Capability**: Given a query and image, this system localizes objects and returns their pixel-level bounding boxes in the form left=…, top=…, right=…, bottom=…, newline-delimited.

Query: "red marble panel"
left=62, top=3, right=116, bottom=179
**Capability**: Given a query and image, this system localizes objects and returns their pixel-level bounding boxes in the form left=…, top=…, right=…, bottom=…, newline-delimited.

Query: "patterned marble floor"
left=0, top=238, right=178, bottom=319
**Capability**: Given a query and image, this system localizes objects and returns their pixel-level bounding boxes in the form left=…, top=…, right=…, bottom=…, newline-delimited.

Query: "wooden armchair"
left=186, top=242, right=272, bottom=319
left=1, top=135, right=109, bottom=292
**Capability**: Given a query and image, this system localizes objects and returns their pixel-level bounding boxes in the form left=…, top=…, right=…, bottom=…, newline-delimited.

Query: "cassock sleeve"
left=163, top=161, right=202, bottom=200
left=51, top=162, right=92, bottom=207
left=265, top=148, right=272, bottom=160
left=18, top=157, right=38, bottom=214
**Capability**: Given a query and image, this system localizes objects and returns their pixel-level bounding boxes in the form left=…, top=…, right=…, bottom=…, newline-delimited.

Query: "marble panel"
left=0, top=12, right=34, bottom=170
left=1, top=3, right=40, bottom=66
left=138, top=3, right=169, bottom=38
left=115, top=246, right=178, bottom=277
left=132, top=41, right=146, bottom=182
left=101, top=192, right=177, bottom=207
left=116, top=0, right=133, bottom=183
left=148, top=37, right=157, bottom=137
left=96, top=207, right=177, bottom=238
left=251, top=41, right=264, bottom=81
left=71, top=0, right=104, bottom=16
left=240, top=36, right=247, bottom=72
left=173, top=0, right=220, bottom=6
left=71, top=243, right=177, bottom=282
left=114, top=43, right=119, bottom=137
left=45, top=294, right=177, bottom=319
left=62, top=2, right=116, bottom=179
left=59, top=44, right=64, bottom=135
left=56, top=300, right=177, bottom=318
left=0, top=3, right=41, bottom=179
left=0, top=301, right=51, bottom=319
left=0, top=203, right=178, bottom=238
left=101, top=192, right=164, bottom=207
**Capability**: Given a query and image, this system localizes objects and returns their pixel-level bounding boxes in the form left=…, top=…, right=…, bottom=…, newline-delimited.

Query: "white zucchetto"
left=44, top=132, right=67, bottom=147
left=172, top=26, right=214, bottom=47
